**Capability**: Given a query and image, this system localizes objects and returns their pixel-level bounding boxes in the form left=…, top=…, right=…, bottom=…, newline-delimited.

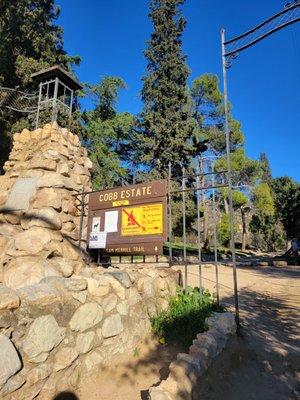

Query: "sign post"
left=87, top=180, right=167, bottom=256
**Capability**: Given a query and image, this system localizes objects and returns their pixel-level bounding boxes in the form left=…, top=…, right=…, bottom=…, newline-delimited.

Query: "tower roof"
left=31, top=65, right=82, bottom=91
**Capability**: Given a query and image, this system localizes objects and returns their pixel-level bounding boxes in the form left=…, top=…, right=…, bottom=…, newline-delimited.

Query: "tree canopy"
left=136, top=0, right=197, bottom=178
left=0, top=0, right=80, bottom=169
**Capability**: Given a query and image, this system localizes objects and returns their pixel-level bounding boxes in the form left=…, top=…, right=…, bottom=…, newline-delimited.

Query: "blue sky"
left=57, top=0, right=300, bottom=181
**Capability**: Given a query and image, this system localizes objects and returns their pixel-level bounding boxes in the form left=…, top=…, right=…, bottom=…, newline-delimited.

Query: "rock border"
left=148, top=312, right=236, bottom=400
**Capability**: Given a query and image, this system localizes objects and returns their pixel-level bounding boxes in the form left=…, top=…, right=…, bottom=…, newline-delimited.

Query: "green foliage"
left=191, top=73, right=244, bottom=155
left=271, top=177, right=300, bottom=240
left=250, top=183, right=285, bottom=251
left=217, top=213, right=230, bottom=246
left=221, top=188, right=248, bottom=209
left=215, top=148, right=261, bottom=186
left=0, top=0, right=80, bottom=169
left=151, top=286, right=220, bottom=348
left=252, top=183, right=275, bottom=217
left=136, top=0, right=197, bottom=178
left=83, top=76, right=134, bottom=189
left=250, top=214, right=286, bottom=251
left=259, top=152, right=272, bottom=184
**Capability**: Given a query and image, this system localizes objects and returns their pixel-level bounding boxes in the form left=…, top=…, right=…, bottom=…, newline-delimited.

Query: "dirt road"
left=74, top=263, right=299, bottom=400
left=178, top=263, right=300, bottom=400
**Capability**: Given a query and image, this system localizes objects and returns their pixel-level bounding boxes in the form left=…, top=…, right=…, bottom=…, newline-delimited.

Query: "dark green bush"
left=151, top=286, right=222, bottom=348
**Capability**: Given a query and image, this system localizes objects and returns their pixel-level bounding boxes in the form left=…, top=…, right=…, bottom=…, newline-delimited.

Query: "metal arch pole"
left=212, top=162, right=220, bottom=305
left=221, top=28, right=240, bottom=332
left=182, top=167, right=187, bottom=290
left=168, top=162, right=173, bottom=267
left=196, top=159, right=203, bottom=297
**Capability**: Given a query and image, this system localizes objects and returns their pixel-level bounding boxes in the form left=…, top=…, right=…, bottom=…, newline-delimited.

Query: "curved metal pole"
left=225, top=1, right=300, bottom=65
left=221, top=28, right=240, bottom=332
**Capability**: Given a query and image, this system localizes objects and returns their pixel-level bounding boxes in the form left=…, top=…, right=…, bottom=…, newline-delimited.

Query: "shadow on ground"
left=53, top=392, right=79, bottom=400
left=192, top=287, right=300, bottom=400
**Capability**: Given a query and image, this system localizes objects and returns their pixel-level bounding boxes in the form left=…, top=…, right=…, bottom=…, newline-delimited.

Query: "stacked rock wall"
left=149, top=312, right=236, bottom=400
left=0, top=123, right=92, bottom=288
left=0, top=266, right=179, bottom=399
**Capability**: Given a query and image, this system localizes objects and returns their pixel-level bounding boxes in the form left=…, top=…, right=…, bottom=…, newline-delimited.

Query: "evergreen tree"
left=0, top=0, right=80, bottom=170
left=136, top=0, right=197, bottom=178
left=259, top=152, right=272, bottom=184
left=271, top=177, right=300, bottom=240
left=192, top=73, right=262, bottom=249
left=83, top=77, right=134, bottom=189
left=249, top=183, right=286, bottom=251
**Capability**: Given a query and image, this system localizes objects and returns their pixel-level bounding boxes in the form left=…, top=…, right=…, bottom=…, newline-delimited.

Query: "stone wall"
left=0, top=122, right=182, bottom=399
left=0, top=266, right=179, bottom=399
left=0, top=123, right=92, bottom=288
left=149, top=312, right=236, bottom=400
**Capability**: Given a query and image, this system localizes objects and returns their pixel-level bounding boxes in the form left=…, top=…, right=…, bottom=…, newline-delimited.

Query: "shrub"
left=151, top=286, right=222, bottom=348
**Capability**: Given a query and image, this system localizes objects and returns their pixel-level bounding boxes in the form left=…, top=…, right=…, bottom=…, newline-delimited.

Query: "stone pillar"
left=0, top=123, right=93, bottom=288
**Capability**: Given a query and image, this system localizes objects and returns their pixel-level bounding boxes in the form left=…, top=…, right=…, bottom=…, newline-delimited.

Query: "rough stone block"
left=21, top=207, right=62, bottom=230
left=26, top=364, right=52, bottom=386
left=54, top=347, right=79, bottom=371
left=102, top=314, right=123, bottom=338
left=69, top=302, right=103, bottom=332
left=102, top=294, right=118, bottom=313
left=22, top=315, right=66, bottom=358
left=14, top=227, right=51, bottom=254
left=0, top=334, right=22, bottom=387
left=148, top=387, right=175, bottom=400
left=3, top=256, right=48, bottom=289
left=76, top=331, right=95, bottom=354
left=0, top=285, right=20, bottom=310
left=18, top=283, right=62, bottom=307
left=105, top=271, right=132, bottom=288
left=84, top=350, right=104, bottom=373
left=206, top=312, right=236, bottom=335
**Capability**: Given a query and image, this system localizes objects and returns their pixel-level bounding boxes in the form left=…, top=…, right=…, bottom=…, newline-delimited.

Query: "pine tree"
left=259, top=152, right=272, bottom=184
left=136, top=0, right=197, bottom=178
left=83, top=77, right=134, bottom=189
left=0, top=0, right=80, bottom=170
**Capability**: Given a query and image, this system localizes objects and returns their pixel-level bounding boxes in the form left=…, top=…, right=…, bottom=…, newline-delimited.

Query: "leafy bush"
left=218, top=213, right=230, bottom=246
left=151, top=286, right=222, bottom=348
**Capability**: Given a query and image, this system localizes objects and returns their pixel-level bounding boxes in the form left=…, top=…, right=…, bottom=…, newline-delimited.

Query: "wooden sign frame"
left=87, top=180, right=167, bottom=256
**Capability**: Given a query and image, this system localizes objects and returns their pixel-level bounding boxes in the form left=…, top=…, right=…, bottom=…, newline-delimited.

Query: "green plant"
left=133, top=347, right=140, bottom=358
left=151, top=286, right=222, bottom=348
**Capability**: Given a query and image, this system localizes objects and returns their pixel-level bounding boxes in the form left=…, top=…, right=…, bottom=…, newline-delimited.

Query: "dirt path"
left=77, top=337, right=183, bottom=400
left=178, top=263, right=300, bottom=400
left=72, top=263, right=299, bottom=400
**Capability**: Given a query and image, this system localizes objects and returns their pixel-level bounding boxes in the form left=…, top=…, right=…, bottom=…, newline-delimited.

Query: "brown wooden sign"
left=87, top=180, right=167, bottom=255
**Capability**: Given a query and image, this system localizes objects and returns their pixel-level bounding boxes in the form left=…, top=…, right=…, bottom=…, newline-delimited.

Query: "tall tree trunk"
left=241, top=207, right=248, bottom=251
left=224, top=197, right=229, bottom=214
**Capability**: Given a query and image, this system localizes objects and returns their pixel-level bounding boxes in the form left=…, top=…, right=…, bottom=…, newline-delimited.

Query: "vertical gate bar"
left=97, top=249, right=100, bottom=266
left=68, top=89, right=74, bottom=130
left=212, top=162, right=220, bottom=305
left=78, top=189, right=85, bottom=255
left=168, top=162, right=173, bottom=267
left=35, top=82, right=43, bottom=129
left=196, top=159, right=203, bottom=298
left=51, top=77, right=59, bottom=123
left=221, top=28, right=240, bottom=331
left=182, top=167, right=187, bottom=290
